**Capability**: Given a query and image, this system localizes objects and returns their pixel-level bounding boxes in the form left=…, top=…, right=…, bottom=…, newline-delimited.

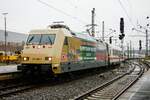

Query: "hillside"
left=0, top=30, right=28, bottom=42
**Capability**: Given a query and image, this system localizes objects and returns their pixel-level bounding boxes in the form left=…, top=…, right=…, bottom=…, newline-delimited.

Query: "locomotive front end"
left=18, top=28, right=65, bottom=74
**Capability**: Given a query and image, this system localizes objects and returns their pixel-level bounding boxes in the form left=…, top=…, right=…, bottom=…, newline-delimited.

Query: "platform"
left=118, top=68, right=150, bottom=100
left=0, top=65, right=18, bottom=74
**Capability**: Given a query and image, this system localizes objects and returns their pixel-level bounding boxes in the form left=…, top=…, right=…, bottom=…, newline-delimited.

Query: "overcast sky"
left=0, top=0, right=150, bottom=49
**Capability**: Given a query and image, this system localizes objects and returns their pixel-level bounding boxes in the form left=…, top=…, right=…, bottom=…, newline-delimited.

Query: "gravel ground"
left=2, top=64, right=130, bottom=100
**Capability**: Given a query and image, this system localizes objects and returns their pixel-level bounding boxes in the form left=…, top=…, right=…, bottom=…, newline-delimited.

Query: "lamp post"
left=2, top=13, right=8, bottom=63
left=146, top=16, right=149, bottom=57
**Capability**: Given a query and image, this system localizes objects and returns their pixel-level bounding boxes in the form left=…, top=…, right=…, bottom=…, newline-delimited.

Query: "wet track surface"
left=0, top=61, right=150, bottom=100
left=118, top=62, right=150, bottom=100
left=0, top=63, right=130, bottom=100
left=74, top=61, right=145, bottom=100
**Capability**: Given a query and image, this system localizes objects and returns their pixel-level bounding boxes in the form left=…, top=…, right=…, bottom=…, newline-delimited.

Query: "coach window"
left=40, top=34, right=56, bottom=45
left=64, top=37, right=68, bottom=45
left=27, top=34, right=41, bottom=45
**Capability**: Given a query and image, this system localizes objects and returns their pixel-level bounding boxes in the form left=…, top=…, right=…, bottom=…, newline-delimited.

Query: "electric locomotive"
left=17, top=24, right=122, bottom=74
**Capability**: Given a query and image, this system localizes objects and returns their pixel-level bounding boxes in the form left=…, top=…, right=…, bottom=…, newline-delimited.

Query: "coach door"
left=61, top=37, right=69, bottom=63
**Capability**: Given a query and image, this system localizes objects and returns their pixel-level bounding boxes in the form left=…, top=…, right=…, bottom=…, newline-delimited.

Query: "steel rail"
left=73, top=63, right=135, bottom=100
left=0, top=84, right=36, bottom=97
left=112, top=63, right=144, bottom=100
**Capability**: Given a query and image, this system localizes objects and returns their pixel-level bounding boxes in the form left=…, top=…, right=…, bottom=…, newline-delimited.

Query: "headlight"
left=48, top=57, right=52, bottom=61
left=24, top=57, right=27, bottom=61
left=23, top=57, right=29, bottom=61
left=38, top=45, right=41, bottom=49
left=45, top=57, right=52, bottom=61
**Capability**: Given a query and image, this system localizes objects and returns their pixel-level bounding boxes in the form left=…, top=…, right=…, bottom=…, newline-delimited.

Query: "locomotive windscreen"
left=26, top=34, right=56, bottom=45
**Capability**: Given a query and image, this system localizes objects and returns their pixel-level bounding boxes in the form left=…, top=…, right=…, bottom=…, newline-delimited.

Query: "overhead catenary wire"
left=55, top=0, right=104, bottom=28
left=57, top=0, right=102, bottom=35
left=125, top=0, right=132, bottom=8
left=122, top=0, right=133, bottom=14
left=37, top=0, right=88, bottom=25
left=124, top=0, right=134, bottom=26
left=63, top=0, right=100, bottom=24
left=48, top=0, right=119, bottom=35
left=117, top=0, right=135, bottom=28
left=60, top=0, right=91, bottom=24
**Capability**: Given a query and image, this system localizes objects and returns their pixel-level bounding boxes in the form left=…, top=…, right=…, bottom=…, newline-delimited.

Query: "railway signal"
left=109, top=37, right=112, bottom=44
left=119, top=18, right=125, bottom=40
left=120, top=18, right=124, bottom=34
left=119, top=34, right=125, bottom=40
left=119, top=17, right=125, bottom=58
left=139, top=40, right=142, bottom=50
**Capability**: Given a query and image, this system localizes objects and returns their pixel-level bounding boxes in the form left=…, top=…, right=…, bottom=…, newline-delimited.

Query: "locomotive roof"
left=29, top=28, right=71, bottom=36
left=29, top=29, right=51, bottom=34
left=73, top=32, right=97, bottom=42
left=29, top=24, right=100, bottom=43
left=29, top=29, right=98, bottom=43
left=48, top=24, right=97, bottom=42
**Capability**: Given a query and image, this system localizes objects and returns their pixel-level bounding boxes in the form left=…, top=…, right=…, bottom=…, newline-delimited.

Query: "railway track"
left=0, top=71, right=21, bottom=81
left=0, top=72, right=36, bottom=97
left=0, top=80, right=39, bottom=98
left=0, top=61, right=143, bottom=99
left=73, top=61, right=144, bottom=100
